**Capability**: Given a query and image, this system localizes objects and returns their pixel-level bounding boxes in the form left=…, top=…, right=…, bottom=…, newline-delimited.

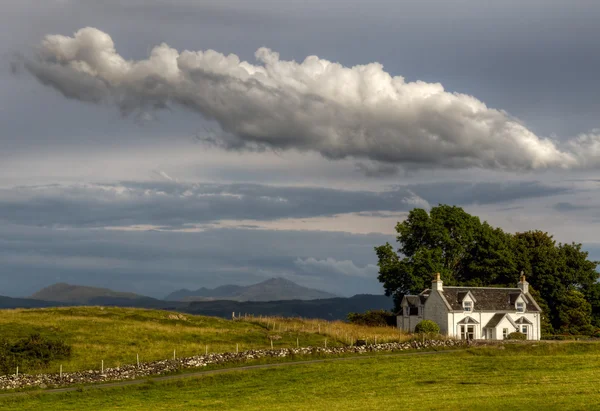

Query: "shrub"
left=506, top=332, right=527, bottom=340
left=0, top=333, right=72, bottom=375
left=414, top=320, right=440, bottom=334
left=347, top=310, right=396, bottom=327
left=543, top=334, right=592, bottom=341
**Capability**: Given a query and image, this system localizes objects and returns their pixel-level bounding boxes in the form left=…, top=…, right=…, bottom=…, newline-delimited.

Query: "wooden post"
left=232, top=312, right=235, bottom=320
left=173, top=349, right=176, bottom=360
left=137, top=353, right=140, bottom=367
left=60, top=364, right=62, bottom=379
left=236, top=343, right=239, bottom=354
left=205, top=345, right=208, bottom=355
left=270, top=339, right=274, bottom=349
left=297, top=337, right=299, bottom=348
left=325, top=338, right=327, bottom=348
left=101, top=360, right=104, bottom=374
left=16, top=366, right=18, bottom=378
left=318, top=324, right=321, bottom=334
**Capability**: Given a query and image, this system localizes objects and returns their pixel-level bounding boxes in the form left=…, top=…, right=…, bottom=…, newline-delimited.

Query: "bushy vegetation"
left=506, top=332, right=527, bottom=340
left=414, top=320, right=440, bottom=334
left=0, top=333, right=71, bottom=374
left=376, top=204, right=600, bottom=335
left=347, top=310, right=396, bottom=327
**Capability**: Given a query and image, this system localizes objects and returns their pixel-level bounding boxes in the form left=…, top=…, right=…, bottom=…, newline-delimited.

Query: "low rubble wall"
left=0, top=339, right=468, bottom=391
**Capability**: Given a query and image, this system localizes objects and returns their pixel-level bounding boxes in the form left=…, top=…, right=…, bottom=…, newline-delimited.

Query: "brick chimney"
left=517, top=271, right=529, bottom=294
left=432, top=272, right=443, bottom=292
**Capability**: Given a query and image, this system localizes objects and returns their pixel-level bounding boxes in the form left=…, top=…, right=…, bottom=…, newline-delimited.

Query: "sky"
left=1, top=0, right=600, bottom=298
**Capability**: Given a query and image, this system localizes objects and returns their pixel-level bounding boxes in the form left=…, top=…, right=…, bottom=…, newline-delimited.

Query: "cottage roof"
left=514, top=316, right=534, bottom=324
left=441, top=287, right=541, bottom=312
left=457, top=316, right=479, bottom=324
left=404, top=296, right=420, bottom=307
left=484, top=313, right=517, bottom=329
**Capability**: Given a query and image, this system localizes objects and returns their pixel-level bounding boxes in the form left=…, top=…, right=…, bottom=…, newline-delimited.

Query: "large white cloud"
left=19, top=27, right=600, bottom=171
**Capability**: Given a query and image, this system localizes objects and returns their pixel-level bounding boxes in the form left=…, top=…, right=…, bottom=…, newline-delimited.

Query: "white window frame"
left=463, top=301, right=473, bottom=312
left=502, top=328, right=509, bottom=339
left=516, top=302, right=525, bottom=313
left=521, top=325, right=528, bottom=336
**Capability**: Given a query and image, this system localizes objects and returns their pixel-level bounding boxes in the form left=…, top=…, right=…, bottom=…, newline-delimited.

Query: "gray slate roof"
left=441, top=287, right=541, bottom=312
left=400, top=285, right=542, bottom=315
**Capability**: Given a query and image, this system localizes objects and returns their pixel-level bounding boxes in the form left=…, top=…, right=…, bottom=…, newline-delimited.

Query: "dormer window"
left=516, top=302, right=525, bottom=313
left=463, top=301, right=473, bottom=312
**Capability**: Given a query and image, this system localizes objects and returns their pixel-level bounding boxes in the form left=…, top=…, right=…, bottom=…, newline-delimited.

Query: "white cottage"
left=397, top=273, right=542, bottom=340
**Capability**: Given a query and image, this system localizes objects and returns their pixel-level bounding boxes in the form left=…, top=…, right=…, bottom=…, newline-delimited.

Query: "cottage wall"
left=515, top=313, right=541, bottom=340
left=447, top=311, right=497, bottom=339
left=446, top=311, right=540, bottom=340
left=423, top=292, right=449, bottom=334
left=494, top=316, right=518, bottom=340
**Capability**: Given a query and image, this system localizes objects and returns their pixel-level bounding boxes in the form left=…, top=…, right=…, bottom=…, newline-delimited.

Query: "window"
left=502, top=328, right=509, bottom=339
left=463, top=301, right=473, bottom=312
left=516, top=302, right=525, bottom=312
left=521, top=325, right=528, bottom=335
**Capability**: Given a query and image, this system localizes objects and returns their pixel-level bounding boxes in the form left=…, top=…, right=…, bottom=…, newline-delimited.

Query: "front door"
left=459, top=325, right=475, bottom=340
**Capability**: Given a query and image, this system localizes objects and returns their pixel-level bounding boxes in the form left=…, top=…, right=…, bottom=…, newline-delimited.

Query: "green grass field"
left=2, top=343, right=600, bottom=410
left=0, top=307, right=407, bottom=375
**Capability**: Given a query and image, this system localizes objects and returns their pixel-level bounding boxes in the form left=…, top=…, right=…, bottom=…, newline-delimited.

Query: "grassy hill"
left=0, top=307, right=404, bottom=375
left=2, top=343, right=600, bottom=410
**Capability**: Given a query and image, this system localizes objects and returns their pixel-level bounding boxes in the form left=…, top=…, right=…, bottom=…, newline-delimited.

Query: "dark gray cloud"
left=552, top=202, right=591, bottom=212
left=0, top=180, right=569, bottom=229
left=0, top=223, right=390, bottom=298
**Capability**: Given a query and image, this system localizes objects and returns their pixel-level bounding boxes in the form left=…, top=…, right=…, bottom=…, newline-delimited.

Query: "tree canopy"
left=375, top=204, right=599, bottom=335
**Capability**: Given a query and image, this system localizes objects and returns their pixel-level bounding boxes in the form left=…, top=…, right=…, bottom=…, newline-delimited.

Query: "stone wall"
left=0, top=339, right=468, bottom=391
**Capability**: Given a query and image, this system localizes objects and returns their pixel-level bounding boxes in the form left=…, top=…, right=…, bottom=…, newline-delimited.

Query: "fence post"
left=297, top=337, right=299, bottom=348
left=325, top=339, right=327, bottom=348
left=271, top=339, right=274, bottom=349
left=101, top=360, right=104, bottom=374
left=205, top=345, right=208, bottom=355
left=236, top=343, right=239, bottom=354
left=173, top=349, right=176, bottom=360
left=16, top=366, right=18, bottom=378
left=60, top=364, right=62, bottom=379
left=137, top=353, right=140, bottom=367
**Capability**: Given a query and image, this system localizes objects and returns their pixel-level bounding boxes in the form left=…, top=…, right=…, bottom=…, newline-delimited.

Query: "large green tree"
left=376, top=205, right=599, bottom=334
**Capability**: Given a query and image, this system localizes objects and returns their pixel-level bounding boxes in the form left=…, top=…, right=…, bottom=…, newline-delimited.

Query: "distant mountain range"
left=165, top=278, right=338, bottom=302
left=31, top=283, right=149, bottom=305
left=0, top=279, right=393, bottom=321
